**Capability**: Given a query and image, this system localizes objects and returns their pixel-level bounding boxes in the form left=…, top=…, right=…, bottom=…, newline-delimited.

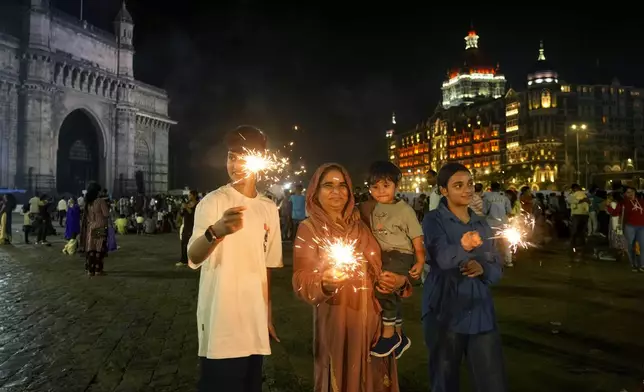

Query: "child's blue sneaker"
left=370, top=334, right=401, bottom=357
left=394, top=334, right=411, bottom=359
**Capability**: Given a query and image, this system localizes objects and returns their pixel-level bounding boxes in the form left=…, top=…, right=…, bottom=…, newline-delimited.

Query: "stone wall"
left=50, top=12, right=119, bottom=74
left=0, top=33, right=19, bottom=189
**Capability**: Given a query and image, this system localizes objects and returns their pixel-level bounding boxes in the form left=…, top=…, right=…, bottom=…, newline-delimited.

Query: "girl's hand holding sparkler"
left=461, top=231, right=483, bottom=251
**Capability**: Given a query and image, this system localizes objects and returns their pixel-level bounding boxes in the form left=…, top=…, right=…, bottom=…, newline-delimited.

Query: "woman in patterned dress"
left=81, top=183, right=110, bottom=276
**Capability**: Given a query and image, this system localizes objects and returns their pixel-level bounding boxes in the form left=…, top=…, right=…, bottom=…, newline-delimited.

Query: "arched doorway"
left=56, top=110, right=102, bottom=195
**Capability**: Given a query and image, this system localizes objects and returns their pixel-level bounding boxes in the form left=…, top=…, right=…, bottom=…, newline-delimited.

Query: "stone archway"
left=56, top=109, right=104, bottom=195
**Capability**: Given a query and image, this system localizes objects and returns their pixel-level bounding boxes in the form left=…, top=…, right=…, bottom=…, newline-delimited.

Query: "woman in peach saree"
left=292, top=163, right=410, bottom=392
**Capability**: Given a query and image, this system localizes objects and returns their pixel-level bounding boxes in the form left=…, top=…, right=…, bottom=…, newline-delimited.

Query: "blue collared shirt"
left=422, top=199, right=503, bottom=334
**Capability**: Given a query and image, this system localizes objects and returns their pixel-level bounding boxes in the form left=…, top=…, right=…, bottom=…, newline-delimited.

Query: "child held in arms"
left=363, top=161, right=425, bottom=359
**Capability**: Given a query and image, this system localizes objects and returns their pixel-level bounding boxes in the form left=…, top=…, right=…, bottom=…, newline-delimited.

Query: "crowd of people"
left=0, top=186, right=205, bottom=274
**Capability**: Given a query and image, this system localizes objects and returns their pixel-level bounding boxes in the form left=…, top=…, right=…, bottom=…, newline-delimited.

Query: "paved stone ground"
left=0, top=215, right=276, bottom=392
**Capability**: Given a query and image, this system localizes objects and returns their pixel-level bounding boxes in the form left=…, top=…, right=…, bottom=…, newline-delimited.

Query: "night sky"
left=52, top=1, right=644, bottom=190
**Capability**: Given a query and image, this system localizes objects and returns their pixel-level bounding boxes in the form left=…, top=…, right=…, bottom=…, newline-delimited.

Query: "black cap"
left=225, top=125, right=267, bottom=152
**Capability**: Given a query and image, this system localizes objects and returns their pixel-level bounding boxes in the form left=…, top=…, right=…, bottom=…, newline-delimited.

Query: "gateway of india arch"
left=0, top=0, right=176, bottom=197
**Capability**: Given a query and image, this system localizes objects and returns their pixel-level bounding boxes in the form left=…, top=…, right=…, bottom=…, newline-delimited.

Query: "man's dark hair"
left=474, top=183, right=483, bottom=193
left=571, top=183, right=581, bottom=191
left=367, top=161, right=402, bottom=186
left=490, top=182, right=501, bottom=192
left=427, top=169, right=437, bottom=176
left=295, top=184, right=304, bottom=191
left=225, top=125, right=267, bottom=152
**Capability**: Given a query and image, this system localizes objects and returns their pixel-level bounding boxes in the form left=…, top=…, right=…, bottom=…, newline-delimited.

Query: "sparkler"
left=238, top=148, right=289, bottom=183
left=492, top=213, right=535, bottom=253
left=320, top=237, right=364, bottom=279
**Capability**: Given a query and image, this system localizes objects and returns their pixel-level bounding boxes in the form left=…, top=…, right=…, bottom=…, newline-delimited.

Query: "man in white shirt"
left=426, top=169, right=441, bottom=212
left=188, top=125, right=283, bottom=392
left=57, top=197, right=67, bottom=227
left=422, top=169, right=440, bottom=283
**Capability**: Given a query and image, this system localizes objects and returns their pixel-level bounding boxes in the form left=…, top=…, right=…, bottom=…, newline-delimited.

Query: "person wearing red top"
left=607, top=186, right=644, bottom=272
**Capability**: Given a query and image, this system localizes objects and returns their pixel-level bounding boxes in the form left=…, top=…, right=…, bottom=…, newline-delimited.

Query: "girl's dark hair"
left=367, top=161, right=402, bottom=186
left=85, top=182, right=102, bottom=206
left=437, top=163, right=470, bottom=188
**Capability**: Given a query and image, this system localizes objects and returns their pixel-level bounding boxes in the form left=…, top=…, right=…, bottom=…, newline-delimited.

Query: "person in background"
left=176, top=190, right=198, bottom=266
left=422, top=163, right=506, bottom=392
left=422, top=169, right=441, bottom=284
left=279, top=189, right=292, bottom=241
left=144, top=213, right=156, bottom=234
left=0, top=194, right=16, bottom=245
left=57, top=197, right=67, bottom=227
left=519, top=186, right=533, bottom=216
left=135, top=213, right=144, bottom=235
left=607, top=186, right=644, bottom=272
left=484, top=182, right=513, bottom=267
left=469, top=183, right=484, bottom=216
left=81, top=183, right=109, bottom=276
left=426, top=169, right=441, bottom=212
left=37, top=194, right=52, bottom=246
left=567, top=183, right=590, bottom=261
left=413, top=194, right=426, bottom=221
left=506, top=190, right=521, bottom=217
left=22, top=203, right=31, bottom=244
left=114, top=214, right=128, bottom=235
left=588, top=187, right=605, bottom=237
left=64, top=198, right=81, bottom=241
left=77, top=194, right=85, bottom=210
left=290, top=184, right=306, bottom=241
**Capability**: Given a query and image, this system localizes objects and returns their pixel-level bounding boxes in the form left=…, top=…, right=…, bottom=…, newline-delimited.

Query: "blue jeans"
left=623, top=224, right=644, bottom=268
left=423, top=315, right=506, bottom=392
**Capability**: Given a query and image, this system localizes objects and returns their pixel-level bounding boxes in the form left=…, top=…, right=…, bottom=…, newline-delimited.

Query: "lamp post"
left=570, top=123, right=587, bottom=184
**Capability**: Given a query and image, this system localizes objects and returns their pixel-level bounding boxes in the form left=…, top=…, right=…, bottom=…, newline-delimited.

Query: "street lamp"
left=570, top=123, right=587, bottom=184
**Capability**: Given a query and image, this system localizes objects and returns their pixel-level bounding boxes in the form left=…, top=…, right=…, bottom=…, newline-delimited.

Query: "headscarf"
left=305, top=163, right=375, bottom=257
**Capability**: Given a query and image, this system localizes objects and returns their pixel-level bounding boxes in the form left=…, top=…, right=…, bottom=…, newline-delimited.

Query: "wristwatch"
left=204, top=226, right=219, bottom=243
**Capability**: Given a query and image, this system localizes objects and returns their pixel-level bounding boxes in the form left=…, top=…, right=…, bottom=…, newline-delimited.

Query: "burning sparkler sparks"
left=320, top=237, right=364, bottom=279
left=492, top=213, right=535, bottom=253
left=238, top=148, right=289, bottom=183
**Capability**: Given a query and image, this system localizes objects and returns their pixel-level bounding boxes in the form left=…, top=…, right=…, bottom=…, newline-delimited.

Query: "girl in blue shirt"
left=422, top=163, right=506, bottom=392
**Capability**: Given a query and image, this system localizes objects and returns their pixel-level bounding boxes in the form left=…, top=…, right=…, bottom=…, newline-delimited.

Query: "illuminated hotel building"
left=441, top=99, right=504, bottom=176
left=385, top=112, right=397, bottom=166
left=397, top=121, right=431, bottom=192
left=504, top=41, right=644, bottom=189
left=388, top=37, right=644, bottom=191
left=442, top=30, right=506, bottom=108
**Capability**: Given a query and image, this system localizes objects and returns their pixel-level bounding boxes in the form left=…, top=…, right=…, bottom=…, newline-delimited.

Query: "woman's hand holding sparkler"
left=461, top=231, right=483, bottom=251
left=322, top=268, right=349, bottom=294
left=460, top=260, right=484, bottom=278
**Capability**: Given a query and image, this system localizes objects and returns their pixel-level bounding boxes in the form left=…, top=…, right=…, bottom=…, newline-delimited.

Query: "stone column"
left=153, top=124, right=169, bottom=193
left=18, top=86, right=54, bottom=194
left=113, top=105, right=137, bottom=195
